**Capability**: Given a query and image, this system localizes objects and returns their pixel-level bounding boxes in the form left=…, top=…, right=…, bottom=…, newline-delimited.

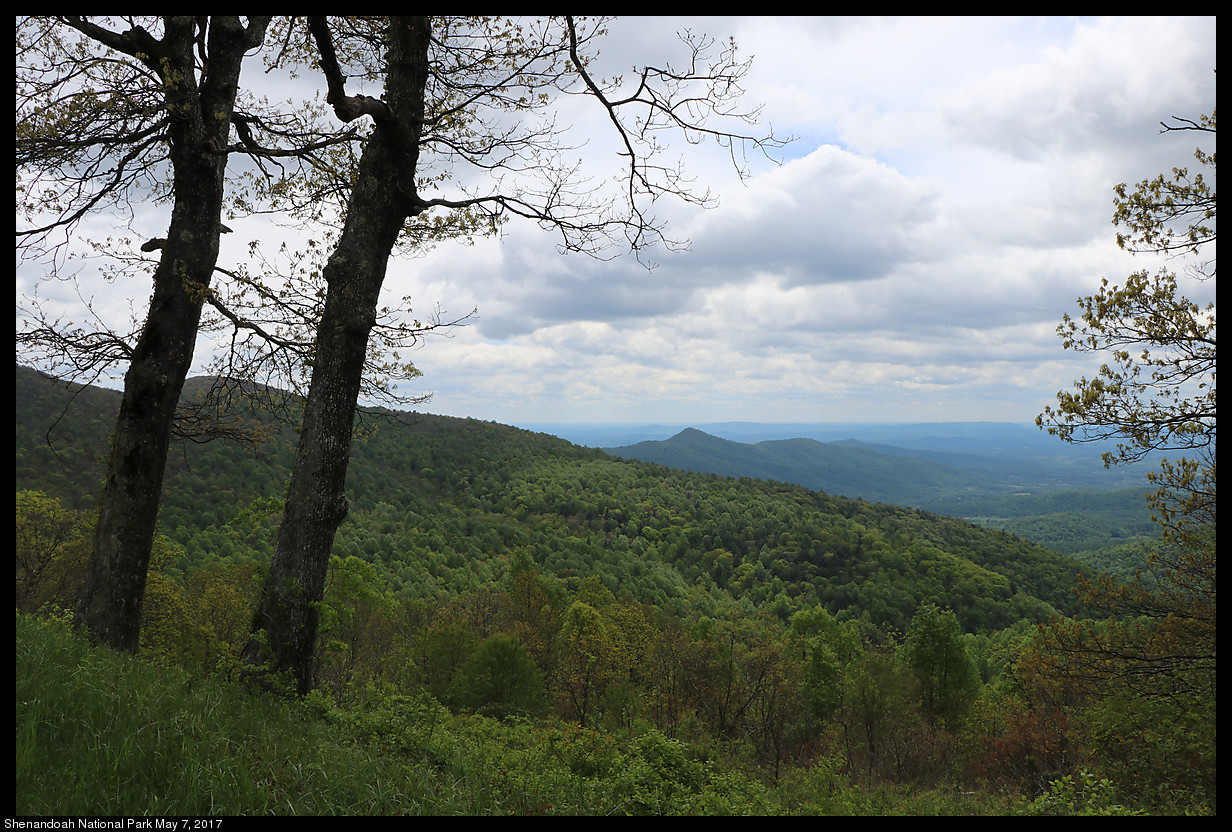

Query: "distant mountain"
left=531, top=419, right=1084, bottom=451
left=17, top=363, right=1096, bottom=635
left=603, top=428, right=1013, bottom=507
left=602, top=426, right=1159, bottom=567
left=538, top=420, right=1151, bottom=488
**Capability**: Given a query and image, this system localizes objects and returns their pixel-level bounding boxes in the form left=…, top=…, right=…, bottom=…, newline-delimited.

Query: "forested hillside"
left=603, top=427, right=1159, bottom=578
left=17, top=365, right=1088, bottom=632
left=15, top=365, right=1215, bottom=814
left=606, top=427, right=1009, bottom=505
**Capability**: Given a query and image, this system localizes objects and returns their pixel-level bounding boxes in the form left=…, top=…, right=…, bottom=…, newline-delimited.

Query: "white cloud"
left=19, top=16, right=1217, bottom=429
left=679, top=145, right=944, bottom=287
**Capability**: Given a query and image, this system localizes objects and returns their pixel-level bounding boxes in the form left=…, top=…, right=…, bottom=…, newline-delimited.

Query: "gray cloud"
left=679, top=146, right=944, bottom=288
left=20, top=17, right=1216, bottom=428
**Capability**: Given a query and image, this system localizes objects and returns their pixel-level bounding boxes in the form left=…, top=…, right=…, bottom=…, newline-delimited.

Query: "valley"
left=15, top=365, right=1211, bottom=814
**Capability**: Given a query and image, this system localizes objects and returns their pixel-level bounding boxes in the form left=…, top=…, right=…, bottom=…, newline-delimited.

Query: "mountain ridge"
left=607, top=427, right=1038, bottom=507
left=17, top=362, right=1097, bottom=635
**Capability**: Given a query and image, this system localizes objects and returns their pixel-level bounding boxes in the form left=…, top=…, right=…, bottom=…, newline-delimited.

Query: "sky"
left=17, top=16, right=1218, bottom=430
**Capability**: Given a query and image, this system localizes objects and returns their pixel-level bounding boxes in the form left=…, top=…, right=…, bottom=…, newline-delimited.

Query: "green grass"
left=16, top=613, right=459, bottom=815
left=10, top=612, right=1065, bottom=816
left=17, top=613, right=783, bottom=815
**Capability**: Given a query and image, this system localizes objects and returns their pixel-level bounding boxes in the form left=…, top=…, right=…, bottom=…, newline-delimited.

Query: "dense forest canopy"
left=16, top=364, right=1091, bottom=631
left=15, top=364, right=1216, bottom=812
left=13, top=15, right=1214, bottom=809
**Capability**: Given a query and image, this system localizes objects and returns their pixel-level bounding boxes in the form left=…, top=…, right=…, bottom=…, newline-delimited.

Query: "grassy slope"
left=17, top=613, right=1021, bottom=816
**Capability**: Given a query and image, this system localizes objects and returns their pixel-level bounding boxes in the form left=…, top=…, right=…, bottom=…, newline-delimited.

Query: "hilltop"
left=603, top=426, right=1157, bottom=566
left=17, top=363, right=1092, bottom=634
left=605, top=426, right=1008, bottom=506
left=17, top=364, right=1211, bottom=815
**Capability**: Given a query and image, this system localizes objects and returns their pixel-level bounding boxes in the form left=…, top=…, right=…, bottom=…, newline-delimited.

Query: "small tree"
left=15, top=491, right=91, bottom=614
left=455, top=635, right=547, bottom=720
left=901, top=602, right=979, bottom=728
left=788, top=604, right=862, bottom=724
left=1036, top=109, right=1215, bottom=703
left=554, top=599, right=617, bottom=727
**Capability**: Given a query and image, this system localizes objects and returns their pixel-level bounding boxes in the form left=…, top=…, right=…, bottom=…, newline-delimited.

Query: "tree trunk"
left=243, top=17, right=431, bottom=695
left=74, top=18, right=267, bottom=651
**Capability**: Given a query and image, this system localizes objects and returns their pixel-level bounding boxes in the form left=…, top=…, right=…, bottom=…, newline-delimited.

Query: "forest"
left=15, top=16, right=1214, bottom=817
left=15, top=365, right=1216, bottom=815
left=603, top=426, right=1161, bottom=568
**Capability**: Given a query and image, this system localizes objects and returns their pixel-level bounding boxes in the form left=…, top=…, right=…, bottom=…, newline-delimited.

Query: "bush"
left=1022, top=770, right=1142, bottom=816
left=455, top=635, right=548, bottom=720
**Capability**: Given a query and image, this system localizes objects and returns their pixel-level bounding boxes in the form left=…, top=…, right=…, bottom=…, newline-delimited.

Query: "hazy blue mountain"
left=526, top=419, right=1072, bottom=450
left=603, top=425, right=1152, bottom=506
left=523, top=419, right=1150, bottom=490
left=602, top=428, right=1017, bottom=507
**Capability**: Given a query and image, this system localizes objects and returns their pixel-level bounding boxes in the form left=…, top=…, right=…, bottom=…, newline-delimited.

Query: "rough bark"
left=243, top=17, right=431, bottom=694
left=237, top=15, right=780, bottom=694
left=73, top=17, right=270, bottom=651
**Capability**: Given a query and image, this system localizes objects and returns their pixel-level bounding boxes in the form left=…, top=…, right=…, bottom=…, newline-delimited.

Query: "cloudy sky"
left=19, top=17, right=1217, bottom=430
left=390, top=16, right=1216, bottom=428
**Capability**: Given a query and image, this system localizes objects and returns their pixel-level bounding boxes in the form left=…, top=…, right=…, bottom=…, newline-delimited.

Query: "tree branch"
left=307, top=16, right=393, bottom=124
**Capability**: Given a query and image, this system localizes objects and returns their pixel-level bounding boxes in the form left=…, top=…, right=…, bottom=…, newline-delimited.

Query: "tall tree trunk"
left=243, top=17, right=431, bottom=695
left=74, top=17, right=268, bottom=651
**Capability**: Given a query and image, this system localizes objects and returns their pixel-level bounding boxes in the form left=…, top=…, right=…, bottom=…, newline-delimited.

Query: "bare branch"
left=308, top=16, right=393, bottom=124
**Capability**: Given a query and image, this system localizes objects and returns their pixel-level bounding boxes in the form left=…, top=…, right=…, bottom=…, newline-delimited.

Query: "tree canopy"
left=1035, top=108, right=1216, bottom=745
left=1038, top=110, right=1215, bottom=467
left=17, top=16, right=785, bottom=682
